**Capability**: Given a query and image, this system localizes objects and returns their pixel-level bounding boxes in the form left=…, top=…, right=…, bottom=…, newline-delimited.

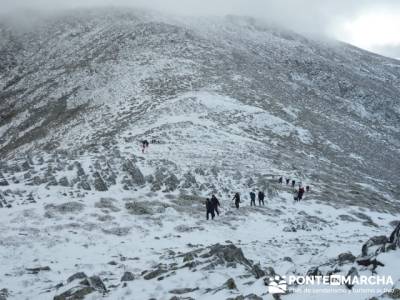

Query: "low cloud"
left=2, top=0, right=400, bottom=58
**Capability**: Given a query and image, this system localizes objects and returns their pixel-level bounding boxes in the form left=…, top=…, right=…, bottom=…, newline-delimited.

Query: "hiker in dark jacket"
left=278, top=177, right=283, bottom=184
left=205, top=198, right=215, bottom=220
left=306, top=186, right=310, bottom=192
left=258, top=191, right=265, bottom=206
left=286, top=178, right=290, bottom=185
left=232, top=193, right=241, bottom=209
left=291, top=180, right=296, bottom=188
left=211, top=194, right=221, bottom=216
left=297, top=187, right=305, bottom=201
left=250, top=191, right=256, bottom=206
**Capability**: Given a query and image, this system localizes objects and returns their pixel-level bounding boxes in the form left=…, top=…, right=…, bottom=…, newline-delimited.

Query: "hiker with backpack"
left=205, top=198, right=215, bottom=220
left=297, top=186, right=305, bottom=201
left=232, top=193, right=241, bottom=209
left=258, top=190, right=265, bottom=206
left=250, top=191, right=256, bottom=206
left=211, top=194, right=221, bottom=216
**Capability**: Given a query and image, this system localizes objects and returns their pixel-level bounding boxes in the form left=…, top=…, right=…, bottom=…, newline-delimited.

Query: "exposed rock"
left=80, top=275, right=107, bottom=293
left=59, top=177, right=70, bottom=187
left=95, top=198, right=120, bottom=212
left=164, top=174, right=180, bottom=192
left=223, top=278, right=237, bottom=290
left=122, top=160, right=145, bottom=185
left=93, top=172, right=108, bottom=191
left=45, top=202, right=85, bottom=216
left=337, top=252, right=356, bottom=265
left=306, top=266, right=322, bottom=277
left=169, top=287, right=199, bottom=294
left=206, top=244, right=252, bottom=269
left=181, top=172, right=197, bottom=188
left=121, top=272, right=135, bottom=282
left=143, top=267, right=168, bottom=280
left=345, top=267, right=359, bottom=289
left=0, top=288, right=9, bottom=300
left=26, top=266, right=51, bottom=274
left=361, top=235, right=388, bottom=256
left=0, top=173, right=9, bottom=186
left=54, top=286, right=95, bottom=300
left=125, top=201, right=152, bottom=215
left=102, top=227, right=130, bottom=236
left=67, top=272, right=87, bottom=283
left=251, top=263, right=265, bottom=279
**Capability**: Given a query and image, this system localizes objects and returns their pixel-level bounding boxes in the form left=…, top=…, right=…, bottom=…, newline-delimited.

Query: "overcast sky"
left=2, top=0, right=400, bottom=58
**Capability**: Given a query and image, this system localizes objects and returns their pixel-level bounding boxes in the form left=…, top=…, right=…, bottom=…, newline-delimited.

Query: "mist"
left=1, top=0, right=400, bottom=58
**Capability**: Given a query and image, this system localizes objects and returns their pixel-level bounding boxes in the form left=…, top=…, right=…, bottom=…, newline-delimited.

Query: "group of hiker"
left=278, top=176, right=310, bottom=202
left=205, top=177, right=311, bottom=220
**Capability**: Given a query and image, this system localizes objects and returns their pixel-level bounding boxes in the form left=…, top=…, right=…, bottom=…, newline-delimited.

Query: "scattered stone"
left=143, top=267, right=168, bottom=280
left=123, top=160, right=145, bottom=186
left=80, top=275, right=107, bottom=293
left=125, top=202, right=152, bottom=215
left=54, top=286, right=95, bottom=300
left=121, top=272, right=135, bottom=282
left=0, top=288, right=9, bottom=300
left=26, top=266, right=51, bottom=274
left=59, top=177, right=70, bottom=187
left=93, top=172, right=108, bottom=191
left=361, top=235, right=388, bottom=256
left=337, top=252, right=356, bottom=265
left=169, top=287, right=199, bottom=295
left=95, top=198, right=120, bottom=212
left=45, top=202, right=85, bottom=217
left=345, top=267, right=359, bottom=289
left=67, top=272, right=87, bottom=283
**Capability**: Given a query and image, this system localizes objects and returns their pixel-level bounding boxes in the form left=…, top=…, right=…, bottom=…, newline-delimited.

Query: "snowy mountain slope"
left=0, top=7, right=399, bottom=300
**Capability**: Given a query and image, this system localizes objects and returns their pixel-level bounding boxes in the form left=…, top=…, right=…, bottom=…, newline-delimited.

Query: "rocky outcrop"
left=122, top=160, right=145, bottom=186
left=93, top=172, right=108, bottom=191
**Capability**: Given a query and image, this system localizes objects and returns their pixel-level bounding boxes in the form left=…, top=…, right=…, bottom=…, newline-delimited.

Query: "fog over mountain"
left=2, top=0, right=400, bottom=58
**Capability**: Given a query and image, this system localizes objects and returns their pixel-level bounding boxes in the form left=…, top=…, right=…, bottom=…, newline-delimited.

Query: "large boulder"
left=122, top=160, right=145, bottom=186
left=361, top=235, right=388, bottom=257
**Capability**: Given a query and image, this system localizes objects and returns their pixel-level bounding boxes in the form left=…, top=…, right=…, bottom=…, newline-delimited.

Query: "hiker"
left=258, top=190, right=265, bottom=206
left=211, top=194, right=221, bottom=216
left=297, top=186, right=305, bottom=201
left=278, top=177, right=283, bottom=184
left=286, top=178, right=290, bottom=185
left=205, top=198, right=215, bottom=220
left=250, top=191, right=256, bottom=206
left=232, top=193, right=241, bottom=209
left=291, top=180, right=296, bottom=188
left=141, top=140, right=149, bottom=153
left=306, top=186, right=310, bottom=192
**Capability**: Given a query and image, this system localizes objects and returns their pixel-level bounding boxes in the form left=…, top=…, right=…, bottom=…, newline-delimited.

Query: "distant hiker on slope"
left=286, top=178, right=290, bottom=185
left=141, top=140, right=149, bottom=153
left=258, top=190, right=265, bottom=206
left=278, top=177, right=283, bottom=184
left=232, top=193, right=241, bottom=209
left=297, top=186, right=305, bottom=202
left=291, top=180, right=296, bottom=188
left=306, top=186, right=310, bottom=192
left=250, top=191, right=256, bottom=206
left=211, top=194, right=221, bottom=216
left=205, top=198, right=215, bottom=220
